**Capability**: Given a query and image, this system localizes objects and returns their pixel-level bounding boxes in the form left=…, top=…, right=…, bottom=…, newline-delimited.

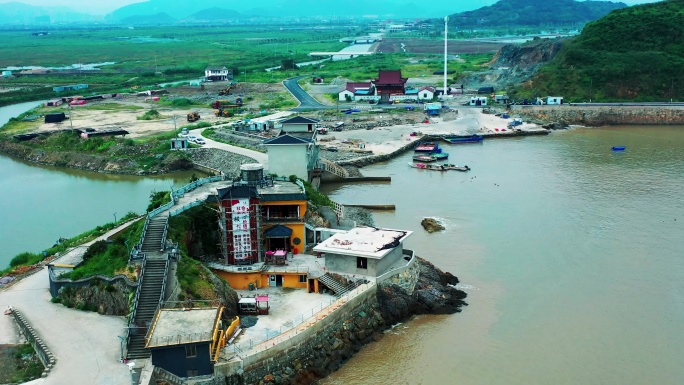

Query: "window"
left=357, top=257, right=368, bottom=269
left=299, top=275, right=307, bottom=283
left=187, top=369, right=199, bottom=377
left=185, top=344, right=197, bottom=358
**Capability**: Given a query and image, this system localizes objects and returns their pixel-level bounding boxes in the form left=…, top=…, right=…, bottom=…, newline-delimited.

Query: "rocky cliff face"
left=377, top=257, right=467, bottom=326
left=466, top=39, right=564, bottom=89
left=57, top=280, right=134, bottom=316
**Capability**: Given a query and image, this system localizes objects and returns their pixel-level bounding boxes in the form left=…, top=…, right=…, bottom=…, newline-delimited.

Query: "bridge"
left=308, top=52, right=375, bottom=57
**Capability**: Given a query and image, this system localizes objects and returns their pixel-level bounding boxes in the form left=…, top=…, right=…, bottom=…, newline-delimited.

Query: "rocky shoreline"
left=234, top=257, right=467, bottom=385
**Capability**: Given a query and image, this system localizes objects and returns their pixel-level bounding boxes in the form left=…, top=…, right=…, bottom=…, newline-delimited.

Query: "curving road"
left=188, top=128, right=269, bottom=169
left=283, top=76, right=333, bottom=111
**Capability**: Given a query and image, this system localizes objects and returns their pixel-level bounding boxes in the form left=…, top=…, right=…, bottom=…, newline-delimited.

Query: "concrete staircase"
left=318, top=273, right=354, bottom=296
left=127, top=259, right=168, bottom=360
left=141, top=216, right=168, bottom=253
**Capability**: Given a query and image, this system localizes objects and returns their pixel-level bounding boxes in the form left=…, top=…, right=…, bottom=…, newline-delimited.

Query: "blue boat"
left=612, top=146, right=626, bottom=151
left=443, top=134, right=484, bottom=144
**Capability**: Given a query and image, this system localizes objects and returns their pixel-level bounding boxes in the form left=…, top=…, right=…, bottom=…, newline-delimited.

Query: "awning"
left=263, top=225, right=293, bottom=238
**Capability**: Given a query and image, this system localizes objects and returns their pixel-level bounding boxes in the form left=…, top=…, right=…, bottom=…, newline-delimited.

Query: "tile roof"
left=263, top=134, right=312, bottom=145
left=280, top=116, right=320, bottom=124
left=374, top=70, right=407, bottom=85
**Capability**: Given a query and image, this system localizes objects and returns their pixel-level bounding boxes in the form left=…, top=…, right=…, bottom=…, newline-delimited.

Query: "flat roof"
left=258, top=181, right=305, bottom=196
left=146, top=307, right=219, bottom=348
left=313, top=226, right=412, bottom=259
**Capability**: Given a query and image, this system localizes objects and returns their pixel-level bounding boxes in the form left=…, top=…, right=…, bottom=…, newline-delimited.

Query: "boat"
left=414, top=142, right=439, bottom=152
left=412, top=154, right=438, bottom=162
left=442, top=134, right=484, bottom=144
left=442, top=164, right=471, bottom=172
left=612, top=146, right=626, bottom=151
left=431, top=152, right=449, bottom=160
left=409, top=162, right=447, bottom=171
left=408, top=163, right=470, bottom=172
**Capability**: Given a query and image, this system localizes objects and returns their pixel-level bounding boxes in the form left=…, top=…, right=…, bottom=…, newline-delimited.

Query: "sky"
left=0, top=0, right=665, bottom=15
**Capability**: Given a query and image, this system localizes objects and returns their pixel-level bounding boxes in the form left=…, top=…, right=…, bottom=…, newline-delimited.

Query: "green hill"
left=449, top=0, right=625, bottom=28
left=509, top=0, right=684, bottom=102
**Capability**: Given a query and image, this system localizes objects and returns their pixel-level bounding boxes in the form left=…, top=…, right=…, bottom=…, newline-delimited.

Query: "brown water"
left=320, top=126, right=684, bottom=385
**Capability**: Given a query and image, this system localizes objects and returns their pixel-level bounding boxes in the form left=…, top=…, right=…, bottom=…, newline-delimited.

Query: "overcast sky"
left=0, top=0, right=666, bottom=15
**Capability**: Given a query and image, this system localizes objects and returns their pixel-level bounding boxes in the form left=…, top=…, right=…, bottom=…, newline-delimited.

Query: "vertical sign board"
left=232, top=199, right=252, bottom=261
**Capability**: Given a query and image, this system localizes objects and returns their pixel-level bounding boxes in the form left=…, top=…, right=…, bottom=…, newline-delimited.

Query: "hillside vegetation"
left=509, top=0, right=684, bottom=101
left=449, top=0, right=625, bottom=28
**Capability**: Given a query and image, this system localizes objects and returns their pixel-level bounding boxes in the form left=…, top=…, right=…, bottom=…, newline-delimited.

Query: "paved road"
left=189, top=128, right=269, bottom=169
left=282, top=76, right=333, bottom=111
left=0, top=225, right=135, bottom=385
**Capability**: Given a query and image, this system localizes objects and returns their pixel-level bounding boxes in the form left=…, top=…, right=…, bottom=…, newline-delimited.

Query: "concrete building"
left=146, top=306, right=227, bottom=379
left=469, top=96, right=488, bottom=106
left=211, top=171, right=309, bottom=266
left=418, top=86, right=435, bottom=101
left=279, top=116, right=320, bottom=133
left=546, top=96, right=563, bottom=105
left=205, top=66, right=231, bottom=82
left=313, top=226, right=413, bottom=278
left=338, top=82, right=376, bottom=102
left=263, top=134, right=319, bottom=180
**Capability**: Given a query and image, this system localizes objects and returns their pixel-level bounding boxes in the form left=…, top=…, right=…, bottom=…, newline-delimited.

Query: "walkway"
left=189, top=128, right=269, bottom=169
left=0, top=224, right=135, bottom=385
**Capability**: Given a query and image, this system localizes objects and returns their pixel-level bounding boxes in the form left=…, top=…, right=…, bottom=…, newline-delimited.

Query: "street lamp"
left=113, top=212, right=117, bottom=223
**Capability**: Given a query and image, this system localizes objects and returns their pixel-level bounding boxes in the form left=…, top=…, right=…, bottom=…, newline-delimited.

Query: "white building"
left=263, top=134, right=319, bottom=180
left=205, top=66, right=231, bottom=82
left=546, top=96, right=563, bottom=105
left=313, top=226, right=413, bottom=278
left=469, top=96, right=488, bottom=106
left=280, top=116, right=320, bottom=133
left=418, top=86, right=435, bottom=101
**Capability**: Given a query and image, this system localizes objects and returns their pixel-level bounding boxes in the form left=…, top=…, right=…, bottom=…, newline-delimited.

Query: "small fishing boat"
left=415, top=142, right=439, bottom=152
left=442, top=164, right=471, bottom=172
left=431, top=152, right=449, bottom=160
left=413, top=154, right=438, bottom=162
left=443, top=135, right=484, bottom=144
left=612, top=146, right=626, bottom=151
left=409, top=162, right=447, bottom=171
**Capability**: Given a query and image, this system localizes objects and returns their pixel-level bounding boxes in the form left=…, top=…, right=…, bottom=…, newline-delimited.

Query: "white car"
left=194, top=138, right=206, bottom=145
left=188, top=135, right=197, bottom=142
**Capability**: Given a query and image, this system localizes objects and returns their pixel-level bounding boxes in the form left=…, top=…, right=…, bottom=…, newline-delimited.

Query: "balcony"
left=262, top=216, right=303, bottom=223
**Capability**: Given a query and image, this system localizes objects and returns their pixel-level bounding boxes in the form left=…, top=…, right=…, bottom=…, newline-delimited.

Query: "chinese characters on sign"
left=232, top=199, right=252, bottom=260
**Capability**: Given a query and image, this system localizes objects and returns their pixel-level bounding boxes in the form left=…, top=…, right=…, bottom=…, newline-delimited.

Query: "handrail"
left=169, top=200, right=202, bottom=217
left=159, top=258, right=169, bottom=309
left=160, top=219, right=169, bottom=250
left=125, top=255, right=147, bottom=357
left=375, top=249, right=416, bottom=283
left=148, top=201, right=174, bottom=219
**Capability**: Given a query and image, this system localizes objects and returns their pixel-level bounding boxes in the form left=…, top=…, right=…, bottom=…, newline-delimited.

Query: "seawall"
left=511, top=105, right=684, bottom=126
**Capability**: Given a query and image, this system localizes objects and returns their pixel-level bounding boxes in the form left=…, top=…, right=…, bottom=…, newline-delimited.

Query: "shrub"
left=83, top=240, right=108, bottom=262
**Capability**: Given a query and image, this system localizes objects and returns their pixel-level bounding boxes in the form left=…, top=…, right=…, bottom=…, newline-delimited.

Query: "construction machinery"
left=218, top=86, right=232, bottom=96
left=187, top=112, right=200, bottom=122
left=214, top=109, right=232, bottom=118
left=212, top=98, right=243, bottom=109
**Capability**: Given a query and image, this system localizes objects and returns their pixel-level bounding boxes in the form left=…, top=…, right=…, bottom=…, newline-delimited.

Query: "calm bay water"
left=321, top=126, right=684, bottom=385
left=0, top=102, right=196, bottom=268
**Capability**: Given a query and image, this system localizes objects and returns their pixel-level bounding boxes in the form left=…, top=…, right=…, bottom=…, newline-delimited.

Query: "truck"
left=211, top=100, right=241, bottom=109
left=187, top=112, right=200, bottom=122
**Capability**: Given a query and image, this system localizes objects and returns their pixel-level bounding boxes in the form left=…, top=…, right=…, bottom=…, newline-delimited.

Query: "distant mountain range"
left=448, top=0, right=626, bottom=27
left=0, top=2, right=99, bottom=24
left=0, top=0, right=627, bottom=25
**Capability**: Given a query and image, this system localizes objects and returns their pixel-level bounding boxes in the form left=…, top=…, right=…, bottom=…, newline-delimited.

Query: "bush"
left=9, top=252, right=33, bottom=267
left=147, top=191, right=171, bottom=212
left=83, top=240, right=108, bottom=263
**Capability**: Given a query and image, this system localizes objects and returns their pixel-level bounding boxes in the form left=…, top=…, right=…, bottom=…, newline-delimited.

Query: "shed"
left=44, top=112, right=67, bottom=123
left=478, top=86, right=494, bottom=94
left=546, top=96, right=563, bottom=105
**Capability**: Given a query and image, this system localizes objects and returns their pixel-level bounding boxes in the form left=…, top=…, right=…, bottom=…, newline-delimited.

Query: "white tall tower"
left=443, top=16, right=448, bottom=98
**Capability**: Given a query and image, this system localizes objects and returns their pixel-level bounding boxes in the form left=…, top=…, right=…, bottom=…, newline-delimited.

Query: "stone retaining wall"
left=10, top=309, right=56, bottom=379
left=337, top=139, right=417, bottom=167
left=511, top=105, right=684, bottom=126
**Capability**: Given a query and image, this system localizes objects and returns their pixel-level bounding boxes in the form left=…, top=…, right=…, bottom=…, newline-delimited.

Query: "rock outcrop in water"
left=421, top=217, right=445, bottom=233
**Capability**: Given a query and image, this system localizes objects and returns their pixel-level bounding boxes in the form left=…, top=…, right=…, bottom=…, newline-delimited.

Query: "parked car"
left=188, top=135, right=197, bottom=142
left=195, top=138, right=206, bottom=145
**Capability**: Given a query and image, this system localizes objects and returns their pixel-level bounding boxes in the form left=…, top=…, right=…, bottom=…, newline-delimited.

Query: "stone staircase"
left=127, top=259, right=168, bottom=360
left=141, top=216, right=168, bottom=253
left=318, top=273, right=354, bottom=296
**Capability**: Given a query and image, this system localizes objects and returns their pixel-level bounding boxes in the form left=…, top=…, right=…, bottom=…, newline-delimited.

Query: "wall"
left=212, top=271, right=262, bottom=290
left=374, top=247, right=404, bottom=277
left=267, top=145, right=308, bottom=180
left=261, top=200, right=307, bottom=251
left=324, top=252, right=377, bottom=276
left=151, top=342, right=213, bottom=378
left=511, top=105, right=684, bottom=125
left=281, top=123, right=312, bottom=133
left=48, top=265, right=137, bottom=298
left=10, top=310, right=56, bottom=378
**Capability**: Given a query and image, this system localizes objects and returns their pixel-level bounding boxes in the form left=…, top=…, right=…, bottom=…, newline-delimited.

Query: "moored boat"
left=415, top=142, right=439, bottom=152
left=413, top=154, right=438, bottom=162
left=442, top=164, right=471, bottom=172
left=408, top=162, right=470, bottom=172
left=443, top=134, right=484, bottom=144
left=431, top=152, right=449, bottom=160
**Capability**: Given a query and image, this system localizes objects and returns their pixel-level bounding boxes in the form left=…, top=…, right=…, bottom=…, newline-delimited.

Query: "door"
left=275, top=275, right=283, bottom=287
left=269, top=275, right=276, bottom=287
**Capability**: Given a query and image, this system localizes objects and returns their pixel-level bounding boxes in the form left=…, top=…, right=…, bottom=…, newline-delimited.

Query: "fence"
left=10, top=309, right=55, bottom=378
left=169, top=200, right=203, bottom=217
left=375, top=249, right=416, bottom=283
left=171, top=175, right=224, bottom=202
left=47, top=265, right=138, bottom=298
left=320, top=158, right=349, bottom=179
left=233, top=282, right=375, bottom=357
left=147, top=331, right=213, bottom=348
left=125, top=255, right=148, bottom=357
